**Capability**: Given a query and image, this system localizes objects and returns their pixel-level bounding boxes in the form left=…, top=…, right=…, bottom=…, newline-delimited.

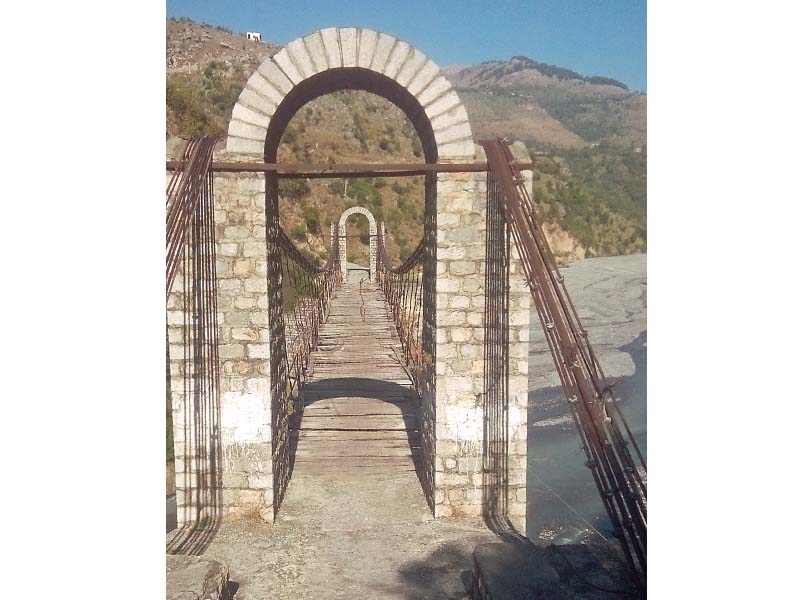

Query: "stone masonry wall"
left=167, top=274, right=195, bottom=526
left=433, top=144, right=531, bottom=532
left=171, top=152, right=532, bottom=529
left=170, top=166, right=275, bottom=525
left=213, top=170, right=274, bottom=522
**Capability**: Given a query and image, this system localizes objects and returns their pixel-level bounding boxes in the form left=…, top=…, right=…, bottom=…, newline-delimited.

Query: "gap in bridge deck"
left=282, top=278, right=431, bottom=525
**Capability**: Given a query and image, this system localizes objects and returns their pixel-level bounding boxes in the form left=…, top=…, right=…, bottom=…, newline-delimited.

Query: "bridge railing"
left=375, top=228, right=425, bottom=388
left=269, top=223, right=341, bottom=513
left=482, top=138, right=647, bottom=590
left=275, top=224, right=341, bottom=398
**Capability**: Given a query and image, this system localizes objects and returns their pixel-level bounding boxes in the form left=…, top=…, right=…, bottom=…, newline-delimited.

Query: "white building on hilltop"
left=246, top=32, right=261, bottom=42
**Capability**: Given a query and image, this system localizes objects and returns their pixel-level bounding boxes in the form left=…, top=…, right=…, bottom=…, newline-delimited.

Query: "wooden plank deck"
left=289, top=279, right=420, bottom=480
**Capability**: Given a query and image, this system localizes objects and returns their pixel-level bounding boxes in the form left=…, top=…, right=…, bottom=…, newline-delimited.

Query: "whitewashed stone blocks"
left=256, top=60, right=293, bottom=95
left=339, top=28, right=359, bottom=67
left=303, top=32, right=328, bottom=73
left=227, top=28, right=474, bottom=160
left=357, top=29, right=378, bottom=69
left=232, top=103, right=271, bottom=129
left=286, top=38, right=316, bottom=79
left=396, top=48, right=427, bottom=87
left=338, top=206, right=377, bottom=281
left=384, top=41, right=411, bottom=78
left=320, top=28, right=342, bottom=68
left=371, top=33, right=396, bottom=72
left=272, top=47, right=303, bottom=85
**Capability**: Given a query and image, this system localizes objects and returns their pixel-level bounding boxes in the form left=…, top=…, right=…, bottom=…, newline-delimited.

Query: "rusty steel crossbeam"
left=165, top=160, right=535, bottom=178
left=481, top=138, right=647, bottom=593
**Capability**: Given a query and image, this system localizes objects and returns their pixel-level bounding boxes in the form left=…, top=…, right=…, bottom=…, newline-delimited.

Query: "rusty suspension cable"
left=166, top=136, right=218, bottom=299
left=165, top=135, right=222, bottom=551
left=481, top=139, right=647, bottom=591
left=274, top=224, right=342, bottom=400
left=376, top=229, right=425, bottom=389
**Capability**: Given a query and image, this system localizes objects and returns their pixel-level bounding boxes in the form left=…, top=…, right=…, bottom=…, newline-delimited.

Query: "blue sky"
left=166, top=1, right=646, bottom=92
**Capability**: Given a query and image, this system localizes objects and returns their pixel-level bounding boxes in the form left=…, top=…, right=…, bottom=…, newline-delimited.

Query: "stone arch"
left=223, top=26, right=479, bottom=523
left=205, top=27, right=529, bottom=530
left=338, top=206, right=377, bottom=281
left=225, top=28, right=474, bottom=161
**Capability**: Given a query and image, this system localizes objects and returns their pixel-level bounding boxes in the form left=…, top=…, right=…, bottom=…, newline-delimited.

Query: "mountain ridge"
left=447, top=55, right=631, bottom=91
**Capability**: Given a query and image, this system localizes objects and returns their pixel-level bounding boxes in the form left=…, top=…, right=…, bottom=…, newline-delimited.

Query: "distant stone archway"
left=337, top=206, right=377, bottom=281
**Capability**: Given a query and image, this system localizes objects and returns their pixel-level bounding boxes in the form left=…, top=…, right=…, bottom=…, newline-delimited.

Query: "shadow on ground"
left=290, top=376, right=434, bottom=508
left=383, top=538, right=641, bottom=599
left=375, top=540, right=476, bottom=600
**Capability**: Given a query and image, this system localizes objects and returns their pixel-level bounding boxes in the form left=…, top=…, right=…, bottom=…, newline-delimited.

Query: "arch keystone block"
left=320, top=28, right=342, bottom=68
left=357, top=29, right=379, bottom=69
left=339, top=28, right=359, bottom=67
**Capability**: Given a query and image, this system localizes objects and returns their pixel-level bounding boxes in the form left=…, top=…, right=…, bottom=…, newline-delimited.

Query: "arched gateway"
left=170, top=28, right=531, bottom=531
left=337, top=206, right=377, bottom=281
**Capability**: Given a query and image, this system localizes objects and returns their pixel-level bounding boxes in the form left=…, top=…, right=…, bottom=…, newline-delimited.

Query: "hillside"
left=166, top=18, right=646, bottom=262
left=444, top=56, right=646, bottom=149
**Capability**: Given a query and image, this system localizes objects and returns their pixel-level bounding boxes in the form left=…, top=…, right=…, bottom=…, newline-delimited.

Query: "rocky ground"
left=169, top=470, right=498, bottom=599
left=166, top=18, right=276, bottom=75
